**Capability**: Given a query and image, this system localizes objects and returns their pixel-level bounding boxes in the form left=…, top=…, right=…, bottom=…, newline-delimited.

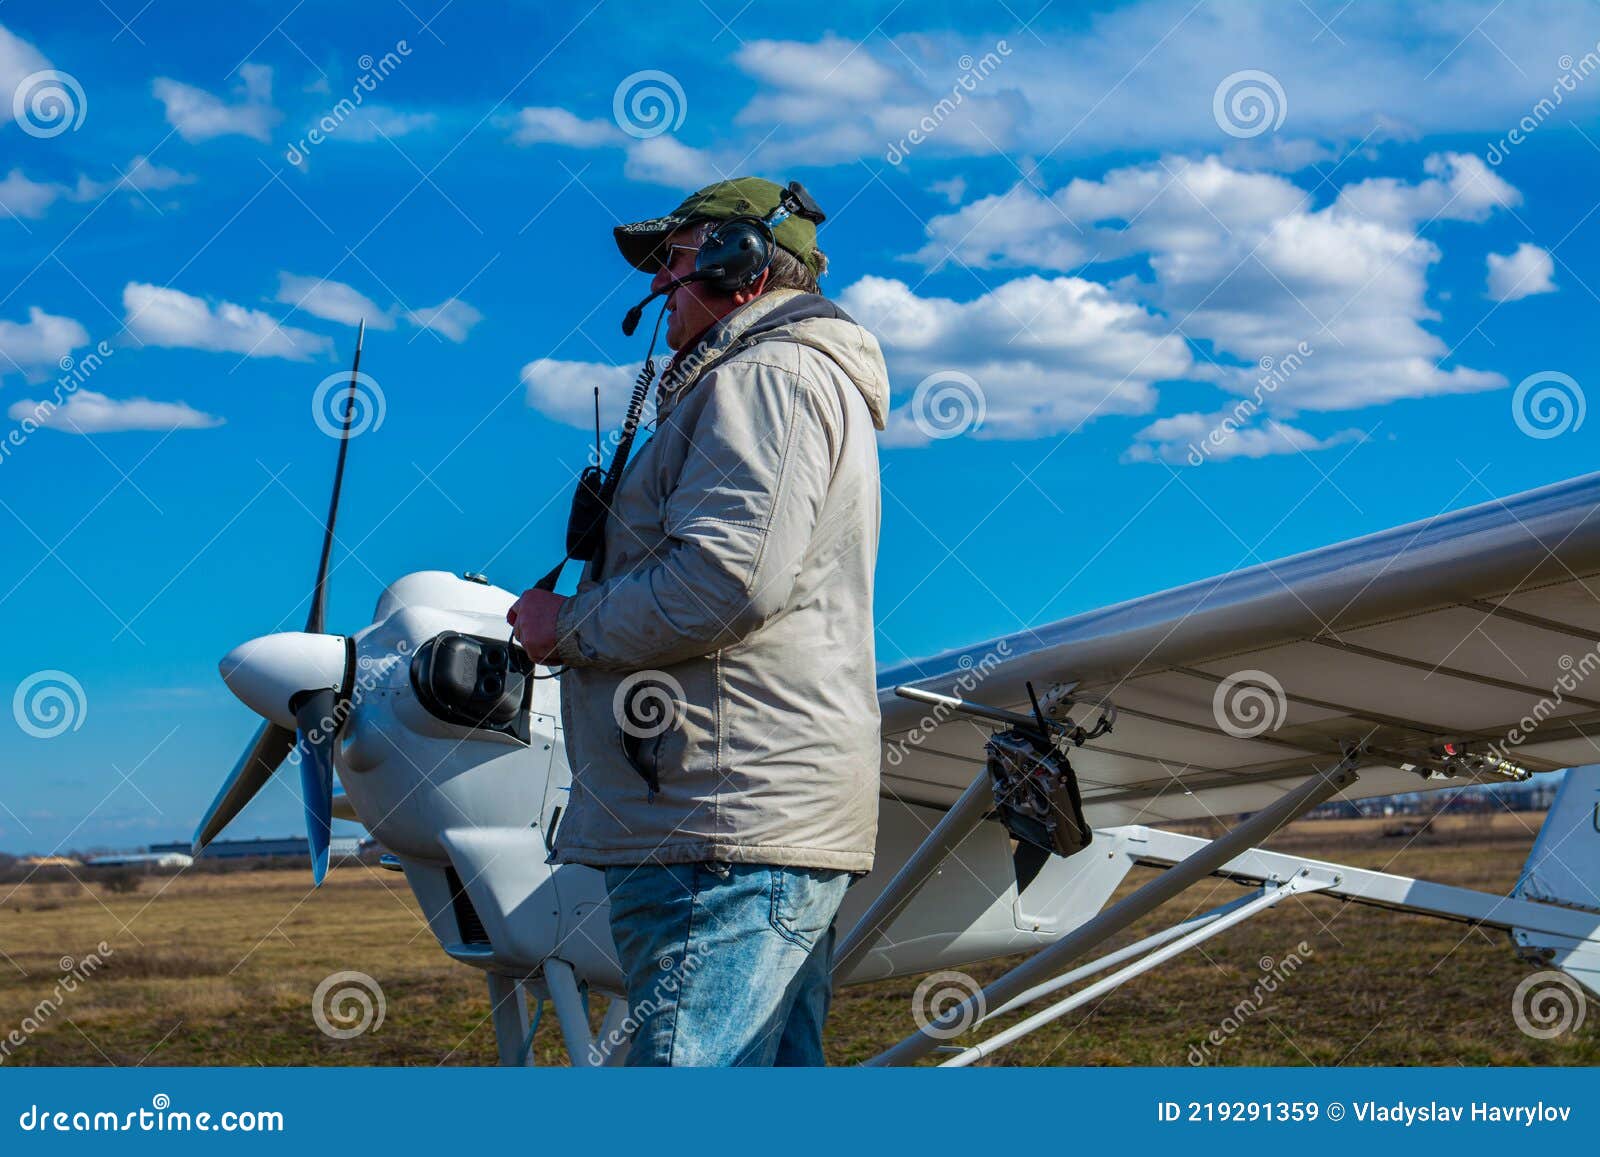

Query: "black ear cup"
left=695, top=217, right=774, bottom=292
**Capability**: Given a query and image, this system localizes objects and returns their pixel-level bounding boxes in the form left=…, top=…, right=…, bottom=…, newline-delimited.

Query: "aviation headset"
left=689, top=180, right=828, bottom=292
left=619, top=180, right=828, bottom=338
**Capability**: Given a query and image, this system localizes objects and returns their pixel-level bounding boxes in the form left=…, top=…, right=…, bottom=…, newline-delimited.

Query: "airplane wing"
left=878, top=470, right=1600, bottom=826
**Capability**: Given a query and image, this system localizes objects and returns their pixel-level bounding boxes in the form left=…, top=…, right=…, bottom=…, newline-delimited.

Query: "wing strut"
left=864, top=751, right=1361, bottom=1066
left=833, top=764, right=994, bottom=982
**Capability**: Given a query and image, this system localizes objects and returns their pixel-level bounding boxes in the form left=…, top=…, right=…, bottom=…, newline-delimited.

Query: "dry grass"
left=0, top=813, right=1594, bottom=1066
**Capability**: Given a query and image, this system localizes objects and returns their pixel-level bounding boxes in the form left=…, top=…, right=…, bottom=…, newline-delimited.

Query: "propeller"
left=192, top=720, right=297, bottom=852
left=291, top=686, right=342, bottom=884
left=193, top=321, right=368, bottom=884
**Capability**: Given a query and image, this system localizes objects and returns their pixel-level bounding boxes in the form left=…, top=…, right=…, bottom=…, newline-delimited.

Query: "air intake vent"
left=445, top=865, right=490, bottom=944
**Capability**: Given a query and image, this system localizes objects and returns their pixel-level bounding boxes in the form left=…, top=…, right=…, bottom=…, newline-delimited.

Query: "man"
left=508, top=177, right=889, bottom=1066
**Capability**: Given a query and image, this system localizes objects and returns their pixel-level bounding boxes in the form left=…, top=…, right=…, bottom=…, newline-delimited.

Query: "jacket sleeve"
left=552, top=354, right=840, bottom=671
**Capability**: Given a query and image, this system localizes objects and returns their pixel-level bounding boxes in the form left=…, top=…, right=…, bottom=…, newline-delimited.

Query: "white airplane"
left=195, top=331, right=1600, bottom=1065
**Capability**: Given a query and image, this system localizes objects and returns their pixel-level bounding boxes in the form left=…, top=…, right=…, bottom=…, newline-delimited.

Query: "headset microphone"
left=620, top=267, right=726, bottom=336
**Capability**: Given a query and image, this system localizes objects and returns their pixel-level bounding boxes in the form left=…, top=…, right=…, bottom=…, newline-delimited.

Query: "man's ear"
left=731, top=269, right=771, bottom=306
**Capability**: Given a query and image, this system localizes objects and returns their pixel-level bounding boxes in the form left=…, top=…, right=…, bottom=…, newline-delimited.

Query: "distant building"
left=148, top=836, right=362, bottom=862
left=20, top=855, right=80, bottom=868
left=84, top=851, right=194, bottom=869
left=1306, top=777, right=1564, bottom=820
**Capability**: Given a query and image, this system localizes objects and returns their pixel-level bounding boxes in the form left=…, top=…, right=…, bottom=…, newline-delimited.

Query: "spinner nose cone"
left=220, top=632, right=347, bottom=729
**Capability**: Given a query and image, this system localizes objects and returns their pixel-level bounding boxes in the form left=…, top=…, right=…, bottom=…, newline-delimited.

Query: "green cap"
left=613, top=177, right=822, bottom=279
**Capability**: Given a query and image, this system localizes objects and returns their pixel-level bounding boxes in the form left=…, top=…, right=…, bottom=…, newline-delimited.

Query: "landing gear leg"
left=486, top=972, right=533, bottom=1067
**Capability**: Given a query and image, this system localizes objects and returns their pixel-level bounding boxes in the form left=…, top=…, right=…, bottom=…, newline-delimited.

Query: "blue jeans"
left=602, top=862, right=850, bottom=1066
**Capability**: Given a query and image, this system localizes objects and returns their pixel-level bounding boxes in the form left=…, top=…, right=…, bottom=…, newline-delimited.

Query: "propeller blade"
left=293, top=687, right=341, bottom=885
left=193, top=720, right=298, bottom=853
left=202, top=329, right=366, bottom=872
left=306, top=319, right=365, bottom=635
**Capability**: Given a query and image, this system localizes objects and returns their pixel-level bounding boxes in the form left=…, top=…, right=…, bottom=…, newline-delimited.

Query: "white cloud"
left=521, top=357, right=645, bottom=429
left=511, top=106, right=617, bottom=147
left=508, top=102, right=720, bottom=187
left=507, top=34, right=1024, bottom=177
left=906, top=154, right=1511, bottom=439
left=909, top=182, right=1103, bottom=272
left=0, top=25, right=50, bottom=124
left=838, top=274, right=1191, bottom=445
left=1219, top=134, right=1352, bottom=173
left=0, top=306, right=88, bottom=379
left=929, top=176, right=967, bottom=205
left=503, top=9, right=1600, bottom=183
left=275, top=273, right=394, bottom=330
left=1335, top=152, right=1519, bottom=228
left=404, top=297, right=482, bottom=343
left=0, top=157, right=193, bottom=220
left=320, top=104, right=437, bottom=142
left=543, top=9, right=1600, bottom=174
left=153, top=63, right=280, bottom=142
left=8, top=389, right=222, bottom=433
left=735, top=36, right=897, bottom=125
left=123, top=283, right=331, bottom=360
left=738, top=36, right=1027, bottom=168
left=0, top=168, right=69, bottom=218
left=1486, top=242, right=1557, bottom=302
left=622, top=135, right=725, bottom=187
left=1125, top=410, right=1366, bottom=464
left=892, top=5, right=1600, bottom=161
left=116, top=155, right=193, bottom=193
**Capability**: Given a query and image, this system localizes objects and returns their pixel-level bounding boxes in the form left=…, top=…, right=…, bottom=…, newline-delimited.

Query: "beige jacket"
left=551, top=290, right=889, bottom=872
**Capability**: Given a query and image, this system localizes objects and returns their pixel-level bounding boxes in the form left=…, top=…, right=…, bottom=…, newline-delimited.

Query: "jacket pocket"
left=612, top=661, right=719, bottom=799
left=617, top=728, right=663, bottom=794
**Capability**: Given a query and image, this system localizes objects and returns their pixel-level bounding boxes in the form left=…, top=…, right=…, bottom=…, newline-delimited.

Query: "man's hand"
left=507, top=587, right=567, bottom=666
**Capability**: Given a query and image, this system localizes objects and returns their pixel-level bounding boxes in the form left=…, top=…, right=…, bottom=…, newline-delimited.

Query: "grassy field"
left=0, top=812, right=1594, bottom=1066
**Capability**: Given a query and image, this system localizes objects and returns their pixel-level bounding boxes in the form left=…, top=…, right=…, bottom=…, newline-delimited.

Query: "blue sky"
left=1, top=0, right=1598, bottom=853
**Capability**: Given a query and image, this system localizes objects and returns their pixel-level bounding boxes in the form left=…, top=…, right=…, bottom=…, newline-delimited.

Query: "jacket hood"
left=748, top=291, right=890, bottom=431
left=662, top=289, right=890, bottom=430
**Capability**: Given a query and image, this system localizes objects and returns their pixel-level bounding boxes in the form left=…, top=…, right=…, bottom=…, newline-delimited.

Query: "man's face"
left=651, top=224, right=757, bottom=350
